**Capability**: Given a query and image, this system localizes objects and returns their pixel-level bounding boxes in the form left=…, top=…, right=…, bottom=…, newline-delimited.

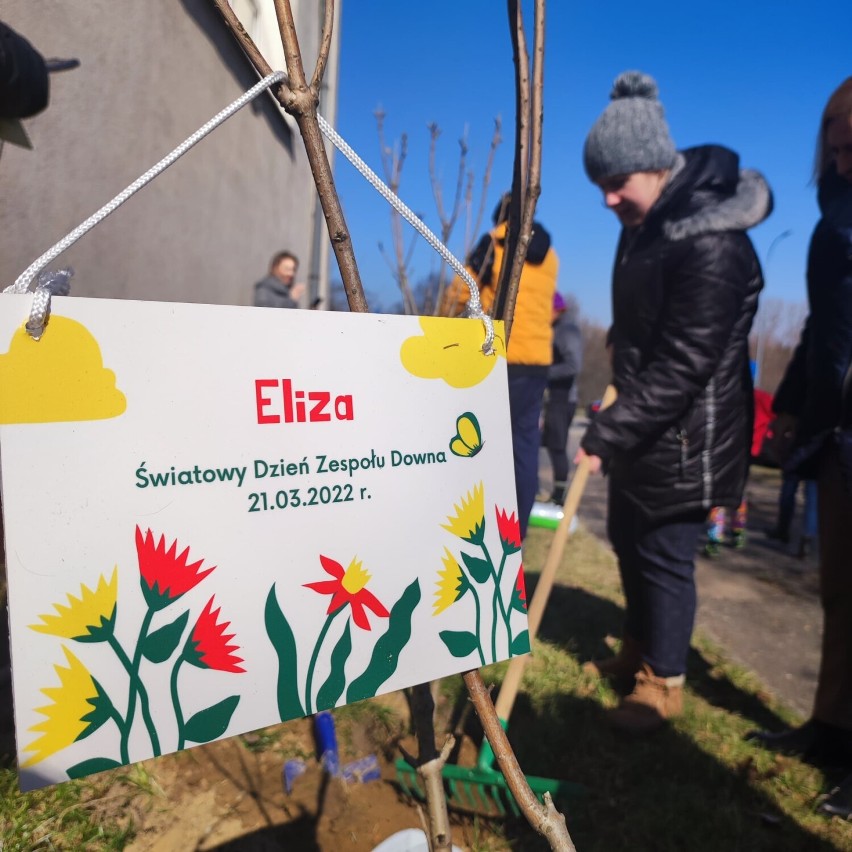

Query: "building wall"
left=0, top=1, right=340, bottom=308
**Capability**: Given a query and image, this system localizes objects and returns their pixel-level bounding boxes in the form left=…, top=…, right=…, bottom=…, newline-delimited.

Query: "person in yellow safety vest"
left=440, top=194, right=558, bottom=538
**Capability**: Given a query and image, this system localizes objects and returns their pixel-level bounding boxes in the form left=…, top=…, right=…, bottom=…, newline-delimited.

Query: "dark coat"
left=774, top=167, right=852, bottom=489
left=549, top=309, right=582, bottom=403
left=253, top=275, right=299, bottom=310
left=582, top=146, right=772, bottom=523
left=0, top=22, right=49, bottom=119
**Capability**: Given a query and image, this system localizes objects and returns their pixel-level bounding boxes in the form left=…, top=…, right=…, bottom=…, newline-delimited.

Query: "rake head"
left=395, top=757, right=584, bottom=818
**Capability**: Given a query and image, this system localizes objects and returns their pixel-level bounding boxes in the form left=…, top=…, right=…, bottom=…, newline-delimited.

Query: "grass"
left=0, top=759, right=135, bottom=851
left=431, top=524, right=852, bottom=851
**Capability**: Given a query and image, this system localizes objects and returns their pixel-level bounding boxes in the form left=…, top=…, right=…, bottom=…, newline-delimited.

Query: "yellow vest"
left=440, top=223, right=557, bottom=366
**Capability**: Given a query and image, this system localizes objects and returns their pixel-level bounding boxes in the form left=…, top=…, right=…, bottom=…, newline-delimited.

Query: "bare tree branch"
left=213, top=0, right=367, bottom=312
left=209, top=0, right=292, bottom=105
left=409, top=683, right=454, bottom=852
left=469, top=117, right=503, bottom=257
left=462, top=670, right=576, bottom=851
left=499, top=0, right=544, bottom=338
left=375, top=111, right=418, bottom=314
left=310, top=0, right=335, bottom=92
left=491, top=0, right=533, bottom=336
left=428, top=123, right=470, bottom=317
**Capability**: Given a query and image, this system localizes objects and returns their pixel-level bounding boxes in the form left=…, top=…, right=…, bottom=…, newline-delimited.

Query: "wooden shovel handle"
left=494, top=384, right=617, bottom=722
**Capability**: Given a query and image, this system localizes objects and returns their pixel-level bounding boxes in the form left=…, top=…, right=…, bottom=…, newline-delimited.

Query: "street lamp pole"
left=754, top=229, right=793, bottom=388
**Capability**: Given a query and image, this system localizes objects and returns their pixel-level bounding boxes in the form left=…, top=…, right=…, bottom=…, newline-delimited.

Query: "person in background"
left=541, top=292, right=582, bottom=505
left=254, top=250, right=306, bottom=309
left=0, top=20, right=49, bottom=149
left=748, top=77, right=852, bottom=820
left=766, top=473, right=818, bottom=557
left=440, top=193, right=558, bottom=538
left=576, top=71, right=771, bottom=732
left=704, top=386, right=775, bottom=556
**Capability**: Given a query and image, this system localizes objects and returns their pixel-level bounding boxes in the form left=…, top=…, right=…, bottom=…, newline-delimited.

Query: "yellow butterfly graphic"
left=449, top=412, right=483, bottom=458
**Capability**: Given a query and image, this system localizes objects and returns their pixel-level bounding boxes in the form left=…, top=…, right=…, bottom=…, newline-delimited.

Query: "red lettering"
left=309, top=391, right=331, bottom=421
left=255, top=380, right=280, bottom=424
left=282, top=378, right=294, bottom=423
left=256, top=379, right=354, bottom=424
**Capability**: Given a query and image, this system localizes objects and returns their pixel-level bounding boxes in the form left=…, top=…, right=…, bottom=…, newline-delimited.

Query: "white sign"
left=0, top=296, right=529, bottom=790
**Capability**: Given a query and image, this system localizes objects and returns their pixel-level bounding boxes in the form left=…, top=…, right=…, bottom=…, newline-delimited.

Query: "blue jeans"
left=607, top=484, right=705, bottom=677
left=507, top=366, right=549, bottom=539
left=778, top=474, right=818, bottom=539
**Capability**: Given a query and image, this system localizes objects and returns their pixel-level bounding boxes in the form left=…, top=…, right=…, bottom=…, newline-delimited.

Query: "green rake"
left=395, top=755, right=584, bottom=818
left=397, top=385, right=616, bottom=816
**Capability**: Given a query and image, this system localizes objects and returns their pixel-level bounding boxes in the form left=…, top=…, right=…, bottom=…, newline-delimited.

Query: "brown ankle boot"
left=607, top=662, right=684, bottom=733
left=583, top=635, right=643, bottom=682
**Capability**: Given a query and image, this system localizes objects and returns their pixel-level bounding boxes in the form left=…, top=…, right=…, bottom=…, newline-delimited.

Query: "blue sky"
left=330, top=1, right=850, bottom=326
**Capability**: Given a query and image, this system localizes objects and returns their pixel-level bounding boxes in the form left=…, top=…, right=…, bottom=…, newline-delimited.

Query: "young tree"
left=212, top=2, right=575, bottom=849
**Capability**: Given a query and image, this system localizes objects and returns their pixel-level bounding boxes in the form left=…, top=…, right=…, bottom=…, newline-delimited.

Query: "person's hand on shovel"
left=574, top=447, right=602, bottom=474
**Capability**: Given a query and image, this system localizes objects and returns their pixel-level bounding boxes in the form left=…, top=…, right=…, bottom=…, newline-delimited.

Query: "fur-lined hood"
left=655, top=146, right=773, bottom=242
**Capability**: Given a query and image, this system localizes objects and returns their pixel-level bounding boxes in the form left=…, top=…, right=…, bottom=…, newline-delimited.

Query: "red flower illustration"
left=304, top=555, right=390, bottom=630
left=135, top=526, right=215, bottom=610
left=511, top=565, right=527, bottom=613
left=496, top=507, right=522, bottom=554
left=184, top=596, right=245, bottom=672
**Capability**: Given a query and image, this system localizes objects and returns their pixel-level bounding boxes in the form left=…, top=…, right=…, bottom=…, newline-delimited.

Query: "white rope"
left=316, top=114, right=494, bottom=354
left=6, top=69, right=494, bottom=354
left=4, top=70, right=288, bottom=300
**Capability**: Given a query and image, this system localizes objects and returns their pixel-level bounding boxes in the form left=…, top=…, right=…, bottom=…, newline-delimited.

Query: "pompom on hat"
left=583, top=71, right=677, bottom=183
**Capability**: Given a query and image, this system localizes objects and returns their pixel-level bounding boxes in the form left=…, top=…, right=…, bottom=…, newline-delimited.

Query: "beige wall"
left=0, top=1, right=339, bottom=308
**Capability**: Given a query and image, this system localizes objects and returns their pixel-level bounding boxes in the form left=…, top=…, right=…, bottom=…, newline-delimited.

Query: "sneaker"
left=704, top=541, right=720, bottom=557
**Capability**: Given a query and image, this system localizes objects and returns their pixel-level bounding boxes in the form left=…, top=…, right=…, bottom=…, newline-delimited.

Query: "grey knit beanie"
left=583, top=71, right=677, bottom=183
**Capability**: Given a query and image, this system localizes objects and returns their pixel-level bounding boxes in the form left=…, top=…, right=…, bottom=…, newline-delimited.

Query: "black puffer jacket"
left=582, top=146, right=772, bottom=522
left=774, top=166, right=852, bottom=489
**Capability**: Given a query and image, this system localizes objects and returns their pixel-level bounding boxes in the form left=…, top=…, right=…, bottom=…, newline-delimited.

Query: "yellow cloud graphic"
left=0, top=316, right=126, bottom=424
left=400, top=317, right=506, bottom=389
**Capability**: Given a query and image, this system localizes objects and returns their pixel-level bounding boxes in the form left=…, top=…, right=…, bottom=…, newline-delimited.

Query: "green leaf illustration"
left=510, top=630, right=531, bottom=656
left=346, top=579, right=420, bottom=703
left=461, top=552, right=491, bottom=584
left=315, top=619, right=352, bottom=712
left=142, top=610, right=189, bottom=663
left=439, top=629, right=480, bottom=658
left=73, top=606, right=117, bottom=643
left=76, top=678, right=116, bottom=741
left=265, top=586, right=304, bottom=721
left=66, top=757, right=123, bottom=779
left=183, top=694, right=240, bottom=744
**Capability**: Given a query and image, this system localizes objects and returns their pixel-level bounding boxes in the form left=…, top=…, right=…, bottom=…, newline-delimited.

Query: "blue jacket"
left=774, top=166, right=852, bottom=489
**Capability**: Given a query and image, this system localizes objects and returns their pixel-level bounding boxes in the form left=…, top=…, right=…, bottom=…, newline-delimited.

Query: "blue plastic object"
left=315, top=710, right=340, bottom=776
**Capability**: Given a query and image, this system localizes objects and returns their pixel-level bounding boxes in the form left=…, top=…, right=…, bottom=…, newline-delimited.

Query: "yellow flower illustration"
left=22, top=647, right=112, bottom=767
left=434, top=548, right=471, bottom=615
left=30, top=569, right=118, bottom=642
left=441, top=482, right=485, bottom=545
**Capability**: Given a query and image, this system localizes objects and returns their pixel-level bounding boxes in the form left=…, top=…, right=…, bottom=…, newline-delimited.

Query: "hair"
left=269, top=250, right=299, bottom=272
left=814, top=77, right=852, bottom=182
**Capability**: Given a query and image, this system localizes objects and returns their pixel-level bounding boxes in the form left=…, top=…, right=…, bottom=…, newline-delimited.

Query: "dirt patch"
left=93, top=696, right=514, bottom=852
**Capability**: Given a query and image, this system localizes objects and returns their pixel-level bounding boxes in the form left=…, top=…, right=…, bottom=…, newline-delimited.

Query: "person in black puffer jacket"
left=576, top=71, right=772, bottom=732
left=748, top=77, right=852, bottom=820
